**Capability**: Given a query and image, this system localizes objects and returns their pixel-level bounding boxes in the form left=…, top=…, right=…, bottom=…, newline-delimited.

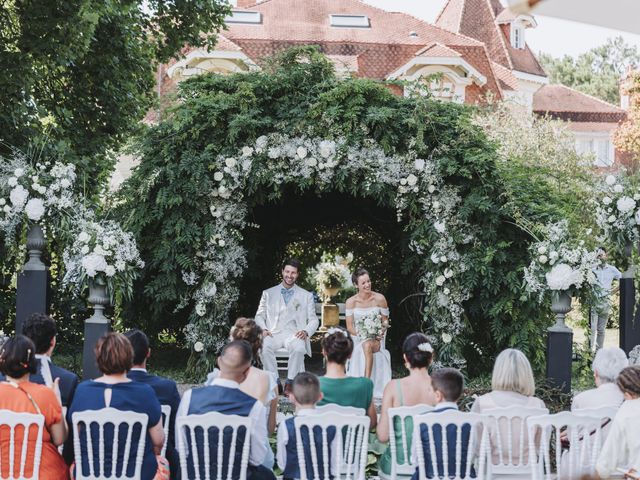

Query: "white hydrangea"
left=24, top=198, right=45, bottom=221
left=81, top=253, right=108, bottom=277
left=546, top=263, right=583, bottom=291
left=9, top=185, right=29, bottom=210
left=605, top=175, right=616, bottom=185
left=617, top=196, right=636, bottom=214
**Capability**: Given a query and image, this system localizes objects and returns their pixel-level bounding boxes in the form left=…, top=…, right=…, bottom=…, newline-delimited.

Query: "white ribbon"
left=35, top=354, right=53, bottom=387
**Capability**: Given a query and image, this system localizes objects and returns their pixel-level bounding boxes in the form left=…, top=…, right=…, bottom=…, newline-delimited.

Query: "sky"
left=363, top=0, right=640, bottom=58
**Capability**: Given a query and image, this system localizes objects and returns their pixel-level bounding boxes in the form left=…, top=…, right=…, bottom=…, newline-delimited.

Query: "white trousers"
left=261, top=331, right=306, bottom=381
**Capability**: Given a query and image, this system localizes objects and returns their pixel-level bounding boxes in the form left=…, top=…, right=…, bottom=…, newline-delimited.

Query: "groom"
left=255, top=258, right=318, bottom=393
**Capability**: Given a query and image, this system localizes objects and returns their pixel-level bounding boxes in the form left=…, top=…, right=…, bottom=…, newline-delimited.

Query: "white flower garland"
left=179, top=133, right=474, bottom=368
left=595, top=174, right=640, bottom=249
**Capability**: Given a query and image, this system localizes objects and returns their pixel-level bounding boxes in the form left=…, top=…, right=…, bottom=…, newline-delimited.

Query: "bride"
left=345, top=267, right=392, bottom=398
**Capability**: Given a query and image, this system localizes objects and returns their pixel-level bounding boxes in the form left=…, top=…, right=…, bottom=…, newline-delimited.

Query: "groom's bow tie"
left=281, top=287, right=294, bottom=304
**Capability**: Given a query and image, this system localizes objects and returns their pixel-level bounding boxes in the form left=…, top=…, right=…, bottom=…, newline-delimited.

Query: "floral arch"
left=120, top=46, right=541, bottom=375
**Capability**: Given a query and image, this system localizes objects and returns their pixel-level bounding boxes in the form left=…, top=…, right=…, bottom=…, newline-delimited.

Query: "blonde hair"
left=491, top=348, right=535, bottom=396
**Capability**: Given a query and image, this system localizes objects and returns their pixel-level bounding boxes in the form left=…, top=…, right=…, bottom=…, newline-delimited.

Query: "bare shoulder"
left=374, top=292, right=388, bottom=307
left=345, top=296, right=357, bottom=308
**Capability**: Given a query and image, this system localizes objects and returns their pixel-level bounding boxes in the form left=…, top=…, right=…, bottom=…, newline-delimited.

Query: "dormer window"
left=511, top=23, right=525, bottom=49
left=329, top=14, right=370, bottom=28
left=226, top=10, right=262, bottom=24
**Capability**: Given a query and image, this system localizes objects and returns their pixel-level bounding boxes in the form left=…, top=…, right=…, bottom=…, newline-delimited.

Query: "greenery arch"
left=120, top=46, right=545, bottom=375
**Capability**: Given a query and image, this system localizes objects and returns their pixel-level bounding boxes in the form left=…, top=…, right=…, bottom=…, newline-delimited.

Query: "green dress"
left=378, top=379, right=417, bottom=475
left=318, top=376, right=373, bottom=411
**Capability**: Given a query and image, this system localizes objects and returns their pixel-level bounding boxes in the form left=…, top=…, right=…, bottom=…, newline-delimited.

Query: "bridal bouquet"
left=0, top=152, right=76, bottom=241
left=62, top=218, right=145, bottom=300
left=355, top=311, right=386, bottom=340
left=524, top=221, right=599, bottom=301
left=595, top=174, right=640, bottom=249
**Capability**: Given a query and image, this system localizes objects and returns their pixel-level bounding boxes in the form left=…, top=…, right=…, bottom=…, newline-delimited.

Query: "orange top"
left=0, top=381, right=69, bottom=480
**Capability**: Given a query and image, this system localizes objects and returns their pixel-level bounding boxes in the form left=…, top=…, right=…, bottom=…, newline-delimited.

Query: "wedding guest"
left=377, top=332, right=437, bottom=477
left=178, top=340, right=274, bottom=480
left=277, top=372, right=335, bottom=480
left=68, top=333, right=165, bottom=480
left=596, top=365, right=640, bottom=478
left=470, top=348, right=545, bottom=465
left=411, top=368, right=471, bottom=480
left=205, top=318, right=279, bottom=468
left=317, top=328, right=377, bottom=429
left=572, top=347, right=627, bottom=410
left=591, top=247, right=621, bottom=351
left=0, top=335, right=69, bottom=480
left=125, top=329, right=181, bottom=479
left=0, top=313, right=79, bottom=407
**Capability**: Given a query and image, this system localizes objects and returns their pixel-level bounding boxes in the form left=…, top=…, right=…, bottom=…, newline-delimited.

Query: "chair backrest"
left=294, top=412, right=370, bottom=480
left=160, top=405, right=172, bottom=458
left=412, top=410, right=488, bottom=480
left=315, top=404, right=366, bottom=416
left=176, top=412, right=252, bottom=480
left=482, top=406, right=549, bottom=473
left=527, top=412, right=604, bottom=480
left=387, top=404, right=434, bottom=477
left=0, top=409, right=45, bottom=480
left=572, top=405, right=618, bottom=423
left=71, top=407, right=149, bottom=480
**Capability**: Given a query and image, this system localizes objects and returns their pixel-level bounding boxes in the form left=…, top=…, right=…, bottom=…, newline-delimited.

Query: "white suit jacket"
left=254, top=284, right=319, bottom=356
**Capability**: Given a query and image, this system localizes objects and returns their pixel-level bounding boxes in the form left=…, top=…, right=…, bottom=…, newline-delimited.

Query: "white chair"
left=412, top=411, right=488, bottom=480
left=176, top=412, right=252, bottom=480
left=58, top=406, right=68, bottom=455
left=160, top=404, right=172, bottom=458
left=527, top=412, right=605, bottom=480
left=315, top=404, right=366, bottom=416
left=482, top=406, right=549, bottom=477
left=294, top=412, right=370, bottom=480
left=71, top=407, right=149, bottom=480
left=378, top=404, right=434, bottom=480
left=0, top=409, right=45, bottom=480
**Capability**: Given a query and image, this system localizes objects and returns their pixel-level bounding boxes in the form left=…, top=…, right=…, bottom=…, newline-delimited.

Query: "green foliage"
left=119, top=46, right=569, bottom=374
left=538, top=37, right=640, bottom=105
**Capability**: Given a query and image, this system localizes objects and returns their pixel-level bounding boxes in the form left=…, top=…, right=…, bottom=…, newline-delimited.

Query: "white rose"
left=225, top=158, right=237, bottom=168
left=9, top=185, right=29, bottom=210
left=400, top=178, right=407, bottom=186
left=608, top=214, right=616, bottom=223
left=60, top=178, right=71, bottom=189
left=241, top=146, right=254, bottom=157
left=24, top=198, right=45, bottom=221
left=442, top=333, right=453, bottom=344
left=436, top=275, right=446, bottom=286
left=614, top=184, right=624, bottom=193
left=617, top=196, right=636, bottom=213
left=213, top=171, right=224, bottom=181
left=539, top=255, right=548, bottom=264
left=443, top=288, right=450, bottom=295
left=431, top=253, right=440, bottom=264
left=440, top=255, right=447, bottom=263
left=602, top=196, right=612, bottom=205
left=444, top=268, right=453, bottom=278
left=78, top=231, right=90, bottom=243
left=7, top=177, right=17, bottom=187
left=14, top=168, right=24, bottom=178
left=537, top=246, right=547, bottom=254
left=318, top=140, right=335, bottom=158
left=549, top=251, right=558, bottom=259
left=255, top=135, right=268, bottom=149
left=81, top=245, right=90, bottom=255
left=605, top=175, right=616, bottom=185
left=305, top=158, right=318, bottom=167
left=218, top=185, right=227, bottom=195
left=218, top=239, right=225, bottom=247
left=37, top=185, right=46, bottom=195
left=2, top=205, right=10, bottom=213
left=427, top=185, right=436, bottom=194
left=415, top=159, right=425, bottom=171
left=406, top=174, right=418, bottom=187
left=105, top=265, right=116, bottom=277
left=296, top=146, right=308, bottom=159
left=434, top=221, right=446, bottom=233
left=193, top=341, right=205, bottom=352
left=0, top=199, right=5, bottom=206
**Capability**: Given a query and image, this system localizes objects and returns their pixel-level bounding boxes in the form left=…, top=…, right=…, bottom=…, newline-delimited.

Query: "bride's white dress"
left=346, top=306, right=392, bottom=398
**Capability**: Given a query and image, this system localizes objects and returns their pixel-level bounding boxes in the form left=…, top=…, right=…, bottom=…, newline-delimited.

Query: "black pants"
left=247, top=465, right=276, bottom=480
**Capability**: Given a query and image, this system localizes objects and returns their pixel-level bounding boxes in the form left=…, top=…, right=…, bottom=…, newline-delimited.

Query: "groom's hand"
left=263, top=330, right=272, bottom=337
left=295, top=330, right=308, bottom=340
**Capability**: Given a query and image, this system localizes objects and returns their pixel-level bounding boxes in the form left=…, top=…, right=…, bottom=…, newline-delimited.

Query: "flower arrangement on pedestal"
left=595, top=174, right=640, bottom=250
left=62, top=217, right=145, bottom=301
left=0, top=151, right=76, bottom=241
left=313, top=257, right=350, bottom=300
left=524, top=221, right=599, bottom=302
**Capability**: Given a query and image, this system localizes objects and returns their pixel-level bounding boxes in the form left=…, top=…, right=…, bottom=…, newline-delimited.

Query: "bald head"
left=217, top=340, right=253, bottom=382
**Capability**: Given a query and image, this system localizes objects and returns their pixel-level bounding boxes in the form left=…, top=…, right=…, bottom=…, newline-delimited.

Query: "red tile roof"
left=415, top=42, right=462, bottom=58
left=435, top=0, right=546, bottom=77
left=490, top=61, right=518, bottom=91
left=533, top=85, right=627, bottom=123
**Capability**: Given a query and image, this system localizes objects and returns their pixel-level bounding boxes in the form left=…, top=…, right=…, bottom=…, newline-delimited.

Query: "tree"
left=0, top=0, right=230, bottom=196
left=539, top=37, right=640, bottom=105
left=615, top=71, right=640, bottom=163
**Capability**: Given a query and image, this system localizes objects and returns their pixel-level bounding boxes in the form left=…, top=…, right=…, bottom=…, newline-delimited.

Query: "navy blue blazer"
left=127, top=369, right=181, bottom=479
left=411, top=405, right=475, bottom=480
left=0, top=358, right=79, bottom=407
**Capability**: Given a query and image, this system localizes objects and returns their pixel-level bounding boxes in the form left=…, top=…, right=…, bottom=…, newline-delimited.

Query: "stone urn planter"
left=321, top=286, right=340, bottom=328
left=549, top=290, right=572, bottom=332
